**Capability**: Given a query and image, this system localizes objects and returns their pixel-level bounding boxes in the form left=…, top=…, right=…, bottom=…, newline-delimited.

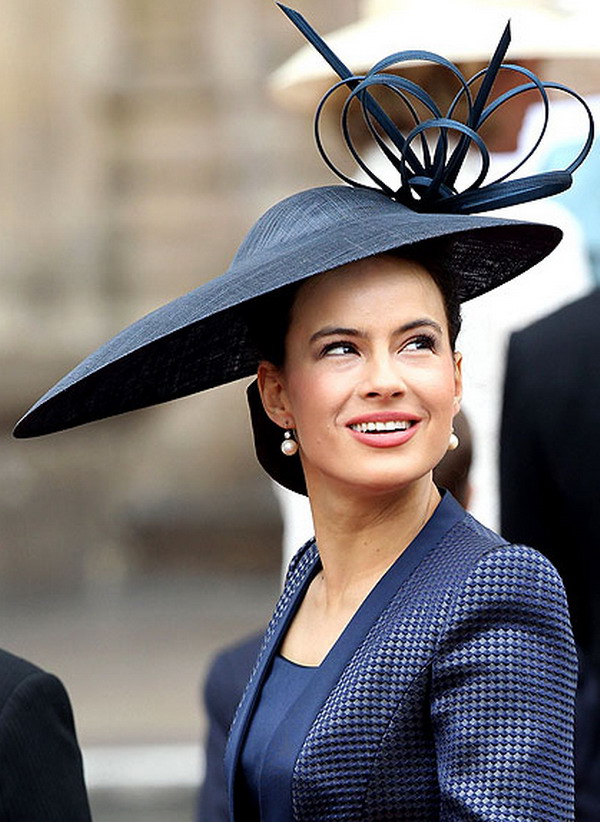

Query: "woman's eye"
left=321, top=341, right=357, bottom=357
left=403, top=334, right=436, bottom=352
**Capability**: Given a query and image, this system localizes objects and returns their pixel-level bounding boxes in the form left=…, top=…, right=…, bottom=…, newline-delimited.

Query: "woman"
left=13, top=7, right=592, bottom=820
left=226, top=241, right=576, bottom=822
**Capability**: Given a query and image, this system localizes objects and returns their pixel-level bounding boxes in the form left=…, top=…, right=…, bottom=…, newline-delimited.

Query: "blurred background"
left=0, top=1, right=358, bottom=818
left=1, top=1, right=599, bottom=820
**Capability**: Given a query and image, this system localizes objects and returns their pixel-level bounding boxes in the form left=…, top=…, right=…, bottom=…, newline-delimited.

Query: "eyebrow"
left=309, top=318, right=443, bottom=344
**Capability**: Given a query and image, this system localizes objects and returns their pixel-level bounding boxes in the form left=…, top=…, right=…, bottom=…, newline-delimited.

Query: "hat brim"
left=13, top=185, right=561, bottom=439
left=270, top=3, right=600, bottom=112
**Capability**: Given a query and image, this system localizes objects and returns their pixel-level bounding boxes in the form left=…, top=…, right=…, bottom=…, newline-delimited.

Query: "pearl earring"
left=281, top=429, right=299, bottom=456
left=448, top=430, right=459, bottom=451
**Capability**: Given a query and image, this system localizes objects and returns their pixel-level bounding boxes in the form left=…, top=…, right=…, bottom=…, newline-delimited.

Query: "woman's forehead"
left=290, top=255, right=446, bottom=323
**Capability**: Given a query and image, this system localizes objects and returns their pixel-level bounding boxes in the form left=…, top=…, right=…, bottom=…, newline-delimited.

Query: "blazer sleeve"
left=0, top=670, right=92, bottom=821
left=431, top=544, right=577, bottom=822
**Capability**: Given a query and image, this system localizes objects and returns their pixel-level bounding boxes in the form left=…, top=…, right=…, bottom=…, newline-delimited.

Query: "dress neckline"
left=276, top=653, right=319, bottom=670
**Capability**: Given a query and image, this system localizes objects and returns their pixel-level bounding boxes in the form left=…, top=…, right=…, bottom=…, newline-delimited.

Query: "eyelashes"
left=320, top=341, right=359, bottom=357
left=319, top=333, right=438, bottom=358
left=405, top=333, right=437, bottom=352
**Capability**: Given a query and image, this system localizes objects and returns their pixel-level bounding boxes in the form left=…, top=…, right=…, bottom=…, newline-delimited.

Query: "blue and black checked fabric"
left=229, top=505, right=576, bottom=821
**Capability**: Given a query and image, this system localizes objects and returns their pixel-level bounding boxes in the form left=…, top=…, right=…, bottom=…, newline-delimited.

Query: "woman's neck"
left=306, top=475, right=440, bottom=607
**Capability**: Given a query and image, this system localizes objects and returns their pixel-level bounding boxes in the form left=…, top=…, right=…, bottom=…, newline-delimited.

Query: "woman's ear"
left=257, top=361, right=294, bottom=428
left=452, top=351, right=463, bottom=415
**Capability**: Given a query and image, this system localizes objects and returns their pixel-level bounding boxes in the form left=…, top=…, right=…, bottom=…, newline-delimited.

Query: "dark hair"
left=402, top=242, right=463, bottom=348
left=244, top=280, right=304, bottom=368
left=244, top=246, right=462, bottom=367
left=432, top=407, right=472, bottom=506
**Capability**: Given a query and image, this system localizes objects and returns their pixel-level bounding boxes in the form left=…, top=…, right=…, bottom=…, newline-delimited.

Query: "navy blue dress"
left=241, top=656, right=316, bottom=819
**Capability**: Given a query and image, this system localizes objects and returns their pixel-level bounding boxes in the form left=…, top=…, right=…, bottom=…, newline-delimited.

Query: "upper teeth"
left=350, top=420, right=412, bottom=433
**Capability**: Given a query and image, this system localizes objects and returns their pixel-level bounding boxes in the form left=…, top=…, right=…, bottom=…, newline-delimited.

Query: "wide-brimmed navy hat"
left=13, top=6, right=593, bottom=498
left=13, top=183, right=561, bottom=441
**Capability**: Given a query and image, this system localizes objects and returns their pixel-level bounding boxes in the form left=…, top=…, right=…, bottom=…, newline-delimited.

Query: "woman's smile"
left=346, top=413, right=421, bottom=448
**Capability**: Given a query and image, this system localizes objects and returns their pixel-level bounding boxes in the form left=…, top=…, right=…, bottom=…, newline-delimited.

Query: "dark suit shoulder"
left=204, top=632, right=262, bottom=723
left=512, top=288, right=600, bottom=352
left=0, top=649, right=47, bottom=708
left=506, top=289, right=600, bottom=414
left=207, top=633, right=263, bottom=682
left=0, top=653, right=92, bottom=821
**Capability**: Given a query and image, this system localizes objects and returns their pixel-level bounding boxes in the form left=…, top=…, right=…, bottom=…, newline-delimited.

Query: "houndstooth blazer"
left=225, top=492, right=576, bottom=821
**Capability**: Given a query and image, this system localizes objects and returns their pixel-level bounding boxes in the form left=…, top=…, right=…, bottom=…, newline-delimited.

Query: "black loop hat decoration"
left=279, top=4, right=594, bottom=214
left=13, top=5, right=594, bottom=446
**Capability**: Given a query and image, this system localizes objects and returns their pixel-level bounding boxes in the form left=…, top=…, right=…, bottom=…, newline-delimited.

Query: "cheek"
left=285, top=369, right=349, bottom=433
left=417, top=363, right=458, bottom=415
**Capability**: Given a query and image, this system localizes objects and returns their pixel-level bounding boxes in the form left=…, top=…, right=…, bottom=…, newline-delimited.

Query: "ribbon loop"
left=278, top=4, right=594, bottom=216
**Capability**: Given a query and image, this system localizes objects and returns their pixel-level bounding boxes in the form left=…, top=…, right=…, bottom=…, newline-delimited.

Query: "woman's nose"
left=361, top=355, right=406, bottom=399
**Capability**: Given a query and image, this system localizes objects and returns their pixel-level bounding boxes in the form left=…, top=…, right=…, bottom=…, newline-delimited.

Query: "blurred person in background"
left=0, top=648, right=91, bottom=820
left=500, top=288, right=600, bottom=822
left=11, top=4, right=591, bottom=816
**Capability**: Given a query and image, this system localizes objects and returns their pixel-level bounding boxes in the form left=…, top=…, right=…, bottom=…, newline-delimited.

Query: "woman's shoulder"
left=445, top=507, right=557, bottom=569
left=419, top=506, right=568, bottom=617
left=469, top=512, right=561, bottom=567
left=439, top=510, right=570, bottom=619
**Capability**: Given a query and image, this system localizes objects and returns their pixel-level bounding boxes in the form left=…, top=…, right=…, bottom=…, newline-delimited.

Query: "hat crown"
left=229, top=186, right=394, bottom=270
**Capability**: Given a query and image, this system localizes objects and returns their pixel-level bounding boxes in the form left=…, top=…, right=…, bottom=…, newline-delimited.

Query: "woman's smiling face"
left=258, top=255, right=462, bottom=497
